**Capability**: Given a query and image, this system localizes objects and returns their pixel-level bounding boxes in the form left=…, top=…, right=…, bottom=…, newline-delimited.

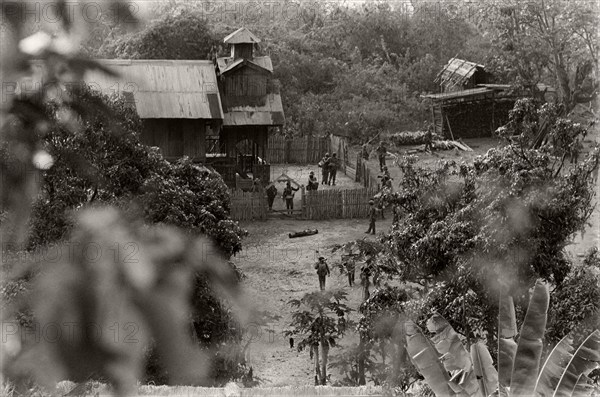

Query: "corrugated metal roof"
left=216, top=56, right=273, bottom=74
left=423, top=87, right=494, bottom=100
left=84, top=59, right=223, bottom=119
left=223, top=93, right=285, bottom=126
left=435, top=58, right=485, bottom=90
left=223, top=27, right=261, bottom=44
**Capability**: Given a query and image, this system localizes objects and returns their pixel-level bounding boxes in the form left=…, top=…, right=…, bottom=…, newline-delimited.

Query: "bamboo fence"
left=303, top=188, right=377, bottom=220
left=341, top=188, right=377, bottom=218
left=354, top=154, right=380, bottom=190
left=229, top=189, right=267, bottom=221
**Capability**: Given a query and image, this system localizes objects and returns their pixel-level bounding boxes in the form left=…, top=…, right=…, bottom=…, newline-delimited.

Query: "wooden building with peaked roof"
left=212, top=27, right=285, bottom=185
left=26, top=59, right=224, bottom=161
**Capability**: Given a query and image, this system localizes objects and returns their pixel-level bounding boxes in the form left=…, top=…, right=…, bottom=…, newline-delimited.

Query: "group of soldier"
left=313, top=253, right=364, bottom=292
left=264, top=140, right=394, bottom=223
left=361, top=140, right=389, bottom=171
left=313, top=152, right=340, bottom=188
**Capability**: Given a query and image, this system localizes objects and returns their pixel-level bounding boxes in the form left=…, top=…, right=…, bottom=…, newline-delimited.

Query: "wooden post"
left=356, top=153, right=361, bottom=183
left=283, top=138, right=292, bottom=164
left=445, top=114, right=455, bottom=141
left=491, top=91, right=496, bottom=134
left=301, top=185, right=306, bottom=219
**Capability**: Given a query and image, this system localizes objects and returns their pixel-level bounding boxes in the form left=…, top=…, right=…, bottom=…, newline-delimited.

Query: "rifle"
left=365, top=130, right=382, bottom=146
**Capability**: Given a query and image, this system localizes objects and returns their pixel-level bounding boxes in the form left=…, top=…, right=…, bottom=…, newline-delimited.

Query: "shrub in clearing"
left=389, top=131, right=442, bottom=146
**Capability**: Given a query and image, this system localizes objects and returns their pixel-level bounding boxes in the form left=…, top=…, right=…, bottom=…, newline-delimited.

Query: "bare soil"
left=232, top=217, right=392, bottom=386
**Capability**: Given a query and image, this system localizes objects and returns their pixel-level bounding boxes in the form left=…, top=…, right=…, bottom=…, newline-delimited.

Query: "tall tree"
left=98, top=11, right=219, bottom=59
left=475, top=0, right=598, bottom=110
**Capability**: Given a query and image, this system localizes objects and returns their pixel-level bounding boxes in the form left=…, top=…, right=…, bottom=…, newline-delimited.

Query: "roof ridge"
left=223, top=27, right=261, bottom=44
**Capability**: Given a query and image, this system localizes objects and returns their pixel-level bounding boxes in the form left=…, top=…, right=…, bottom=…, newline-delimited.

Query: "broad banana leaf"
left=427, top=313, right=473, bottom=372
left=471, top=342, right=498, bottom=397
left=405, top=320, right=455, bottom=397
left=552, top=330, right=600, bottom=397
left=572, top=374, right=596, bottom=397
left=426, top=313, right=480, bottom=396
left=448, top=368, right=481, bottom=396
left=510, top=281, right=549, bottom=397
left=534, top=335, right=574, bottom=396
left=498, top=294, right=518, bottom=391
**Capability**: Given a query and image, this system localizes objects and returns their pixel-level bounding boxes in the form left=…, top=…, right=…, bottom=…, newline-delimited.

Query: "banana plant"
left=405, top=280, right=600, bottom=397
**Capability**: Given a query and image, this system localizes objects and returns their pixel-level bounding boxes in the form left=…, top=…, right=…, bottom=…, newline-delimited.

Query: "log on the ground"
left=289, top=229, right=319, bottom=238
left=452, top=140, right=474, bottom=151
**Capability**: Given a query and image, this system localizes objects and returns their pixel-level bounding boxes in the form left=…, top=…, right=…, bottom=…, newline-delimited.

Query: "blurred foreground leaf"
left=3, top=207, right=237, bottom=395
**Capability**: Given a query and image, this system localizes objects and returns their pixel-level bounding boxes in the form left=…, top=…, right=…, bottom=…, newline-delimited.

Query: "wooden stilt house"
left=423, top=58, right=558, bottom=138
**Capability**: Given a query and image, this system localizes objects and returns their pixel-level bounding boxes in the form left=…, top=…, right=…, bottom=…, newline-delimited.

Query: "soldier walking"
left=424, top=124, right=434, bottom=152
left=344, top=256, right=356, bottom=287
left=328, top=153, right=339, bottom=186
left=361, top=143, right=370, bottom=160
left=314, top=256, right=330, bottom=291
left=365, top=199, right=378, bottom=235
left=320, top=153, right=331, bottom=185
left=266, top=183, right=277, bottom=211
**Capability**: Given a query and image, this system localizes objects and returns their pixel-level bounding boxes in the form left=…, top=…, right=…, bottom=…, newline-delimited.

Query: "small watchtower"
left=210, top=27, right=285, bottom=187
left=223, top=27, right=261, bottom=60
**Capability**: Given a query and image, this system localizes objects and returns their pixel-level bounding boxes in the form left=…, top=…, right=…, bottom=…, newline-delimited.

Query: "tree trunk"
left=314, top=344, right=320, bottom=386
left=362, top=272, right=370, bottom=301
left=358, top=337, right=366, bottom=385
left=391, top=321, right=406, bottom=387
left=358, top=271, right=370, bottom=385
left=320, top=340, right=329, bottom=385
left=553, top=53, right=574, bottom=112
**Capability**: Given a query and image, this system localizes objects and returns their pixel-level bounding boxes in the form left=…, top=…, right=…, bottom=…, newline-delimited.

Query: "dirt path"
left=231, top=217, right=392, bottom=386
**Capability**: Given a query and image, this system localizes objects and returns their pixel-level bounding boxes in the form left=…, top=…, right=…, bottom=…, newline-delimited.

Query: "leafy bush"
left=546, top=248, right=600, bottom=344
left=9, top=87, right=249, bottom=387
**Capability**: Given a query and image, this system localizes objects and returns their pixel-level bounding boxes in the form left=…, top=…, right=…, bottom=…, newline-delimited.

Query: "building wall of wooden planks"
left=141, top=119, right=207, bottom=160
left=265, top=135, right=329, bottom=164
left=222, top=67, right=269, bottom=107
left=303, top=188, right=378, bottom=220
left=229, top=189, right=267, bottom=221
